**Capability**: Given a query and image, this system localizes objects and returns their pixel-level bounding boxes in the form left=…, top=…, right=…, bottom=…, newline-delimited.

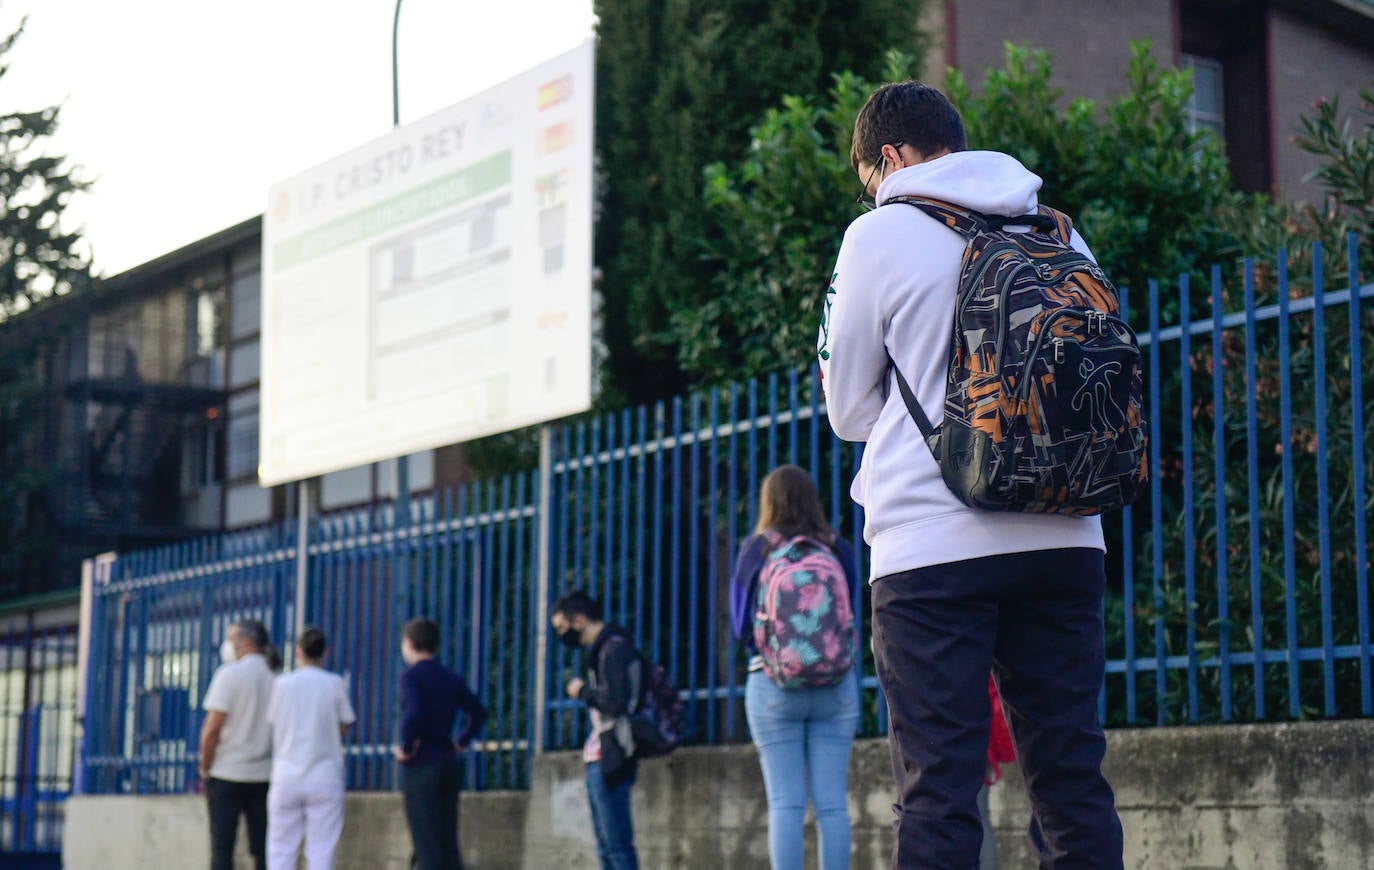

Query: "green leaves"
left=678, top=40, right=1243, bottom=384
left=673, top=50, right=926, bottom=385
left=948, top=41, right=1234, bottom=318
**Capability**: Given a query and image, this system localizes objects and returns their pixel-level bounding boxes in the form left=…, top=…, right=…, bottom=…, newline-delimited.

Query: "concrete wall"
left=63, top=790, right=527, bottom=870
left=522, top=721, right=1374, bottom=869
left=1268, top=7, right=1374, bottom=203
left=65, top=720, right=1374, bottom=869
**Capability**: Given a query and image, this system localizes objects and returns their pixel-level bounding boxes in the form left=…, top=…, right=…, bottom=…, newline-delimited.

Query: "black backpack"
left=628, top=659, right=686, bottom=759
left=595, top=635, right=685, bottom=759
left=889, top=196, right=1148, bottom=515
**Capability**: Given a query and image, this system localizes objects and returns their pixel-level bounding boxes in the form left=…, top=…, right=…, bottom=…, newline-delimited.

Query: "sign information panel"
left=260, top=42, right=593, bottom=486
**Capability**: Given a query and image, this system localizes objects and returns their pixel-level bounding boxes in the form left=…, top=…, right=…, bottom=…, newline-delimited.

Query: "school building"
left=1, top=0, right=1372, bottom=862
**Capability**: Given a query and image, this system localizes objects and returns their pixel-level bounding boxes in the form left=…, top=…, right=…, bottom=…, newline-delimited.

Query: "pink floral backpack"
left=753, top=532, right=855, bottom=689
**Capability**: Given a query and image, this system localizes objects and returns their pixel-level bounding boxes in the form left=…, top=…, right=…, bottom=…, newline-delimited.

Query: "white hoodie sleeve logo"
left=818, top=271, right=838, bottom=363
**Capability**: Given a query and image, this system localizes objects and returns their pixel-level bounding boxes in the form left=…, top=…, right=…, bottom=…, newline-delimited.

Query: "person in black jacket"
left=551, top=590, right=642, bottom=870
left=393, top=618, right=488, bottom=870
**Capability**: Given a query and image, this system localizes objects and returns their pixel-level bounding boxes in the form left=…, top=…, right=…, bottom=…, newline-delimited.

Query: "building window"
left=229, top=339, right=261, bottom=389
left=195, top=290, right=223, bottom=356
left=227, top=392, right=260, bottom=481
left=183, top=418, right=225, bottom=491
left=1184, top=55, right=1226, bottom=141
left=229, top=271, right=261, bottom=342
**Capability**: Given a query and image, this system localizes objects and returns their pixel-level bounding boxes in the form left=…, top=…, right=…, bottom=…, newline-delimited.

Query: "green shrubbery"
left=687, top=42, right=1373, bottom=725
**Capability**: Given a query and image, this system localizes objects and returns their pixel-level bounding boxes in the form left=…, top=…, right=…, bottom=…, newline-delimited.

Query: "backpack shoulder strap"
left=597, top=633, right=645, bottom=714
left=892, top=364, right=936, bottom=441
left=894, top=195, right=1069, bottom=241
left=1036, top=205, right=1074, bottom=246
left=887, top=196, right=986, bottom=239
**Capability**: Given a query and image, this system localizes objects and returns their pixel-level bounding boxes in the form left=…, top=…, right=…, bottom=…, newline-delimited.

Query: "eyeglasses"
left=855, top=142, right=903, bottom=212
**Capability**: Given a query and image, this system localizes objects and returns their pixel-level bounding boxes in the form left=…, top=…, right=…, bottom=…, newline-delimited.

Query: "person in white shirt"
left=266, top=627, right=356, bottom=870
left=819, top=82, right=1123, bottom=869
left=200, top=619, right=276, bottom=870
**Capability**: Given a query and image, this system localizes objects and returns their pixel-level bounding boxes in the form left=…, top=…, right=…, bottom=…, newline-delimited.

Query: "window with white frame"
left=1184, top=55, right=1225, bottom=141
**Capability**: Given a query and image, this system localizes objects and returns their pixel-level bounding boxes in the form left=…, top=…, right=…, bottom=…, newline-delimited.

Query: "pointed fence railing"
left=71, top=237, right=1370, bottom=800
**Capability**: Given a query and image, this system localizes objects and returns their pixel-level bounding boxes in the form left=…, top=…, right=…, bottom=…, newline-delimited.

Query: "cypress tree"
left=593, top=0, right=921, bottom=404
left=0, top=18, right=93, bottom=597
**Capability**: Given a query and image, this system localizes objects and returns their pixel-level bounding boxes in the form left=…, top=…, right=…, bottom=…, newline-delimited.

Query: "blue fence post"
left=1148, top=281, right=1166, bottom=725
left=1179, top=273, right=1198, bottom=723
left=479, top=481, right=497, bottom=788
left=17, top=615, right=36, bottom=850
left=1347, top=234, right=1371, bottom=716
left=669, top=397, right=684, bottom=695
left=1120, top=285, right=1137, bottom=725
left=707, top=387, right=721, bottom=744
left=767, top=372, right=779, bottom=471
left=603, top=412, right=617, bottom=622
left=651, top=401, right=667, bottom=667
left=787, top=369, right=799, bottom=468
left=634, top=407, right=649, bottom=656
left=1311, top=241, right=1336, bottom=717
left=1276, top=249, right=1301, bottom=719
left=553, top=427, right=571, bottom=750
left=1211, top=264, right=1233, bottom=722
left=688, top=392, right=703, bottom=737
left=619, top=409, right=633, bottom=637
left=496, top=475, right=513, bottom=786
left=530, top=426, right=565, bottom=762
left=725, top=383, right=741, bottom=741
left=1243, top=258, right=1267, bottom=719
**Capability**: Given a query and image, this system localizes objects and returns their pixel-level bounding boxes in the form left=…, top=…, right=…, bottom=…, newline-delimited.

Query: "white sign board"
left=259, top=42, right=594, bottom=486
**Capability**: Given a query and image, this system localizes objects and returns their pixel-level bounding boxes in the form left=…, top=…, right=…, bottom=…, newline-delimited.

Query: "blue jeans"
left=585, top=761, right=638, bottom=870
left=746, top=668, right=861, bottom=870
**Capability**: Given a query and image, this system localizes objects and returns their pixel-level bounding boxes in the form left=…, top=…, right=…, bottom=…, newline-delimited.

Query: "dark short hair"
left=231, top=619, right=269, bottom=651
left=403, top=618, right=440, bottom=653
left=297, top=627, right=327, bottom=660
left=551, top=590, right=601, bottom=622
left=851, top=81, right=967, bottom=173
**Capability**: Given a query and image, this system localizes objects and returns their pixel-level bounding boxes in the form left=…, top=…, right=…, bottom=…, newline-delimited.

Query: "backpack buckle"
left=1052, top=337, right=1065, bottom=364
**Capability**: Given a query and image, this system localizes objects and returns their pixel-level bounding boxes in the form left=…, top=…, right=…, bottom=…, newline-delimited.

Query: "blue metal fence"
left=305, top=481, right=539, bottom=791
left=81, top=483, right=539, bottom=796
left=1, top=621, right=77, bottom=860
left=77, top=239, right=1372, bottom=796
left=1104, top=239, right=1371, bottom=727
left=542, top=366, right=879, bottom=750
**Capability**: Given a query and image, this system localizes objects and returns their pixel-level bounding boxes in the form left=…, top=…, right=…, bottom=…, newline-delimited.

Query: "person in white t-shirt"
left=266, top=627, right=357, bottom=870
left=200, top=619, right=277, bottom=870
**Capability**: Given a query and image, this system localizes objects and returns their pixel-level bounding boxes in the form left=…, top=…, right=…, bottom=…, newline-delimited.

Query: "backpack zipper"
left=986, top=249, right=1094, bottom=389
left=1017, top=310, right=1138, bottom=402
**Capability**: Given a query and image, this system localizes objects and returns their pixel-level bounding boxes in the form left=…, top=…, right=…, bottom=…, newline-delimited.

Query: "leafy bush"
left=1120, top=78, right=1374, bottom=726
left=682, top=41, right=1238, bottom=385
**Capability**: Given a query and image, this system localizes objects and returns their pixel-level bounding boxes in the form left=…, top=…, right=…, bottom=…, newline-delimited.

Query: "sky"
left=0, top=0, right=597, bottom=276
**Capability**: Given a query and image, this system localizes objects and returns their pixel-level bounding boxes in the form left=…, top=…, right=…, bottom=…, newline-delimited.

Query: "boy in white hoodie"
left=819, top=82, right=1124, bottom=869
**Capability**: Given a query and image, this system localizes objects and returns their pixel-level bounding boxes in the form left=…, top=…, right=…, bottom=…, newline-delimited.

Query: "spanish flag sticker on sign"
left=539, top=122, right=573, bottom=155
left=538, top=75, right=574, bottom=110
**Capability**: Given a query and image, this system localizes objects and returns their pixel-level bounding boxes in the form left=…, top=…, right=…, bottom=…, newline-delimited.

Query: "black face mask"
left=559, top=626, right=582, bottom=649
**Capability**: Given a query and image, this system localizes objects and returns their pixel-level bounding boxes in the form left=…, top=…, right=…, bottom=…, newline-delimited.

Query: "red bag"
left=986, top=676, right=1017, bottom=784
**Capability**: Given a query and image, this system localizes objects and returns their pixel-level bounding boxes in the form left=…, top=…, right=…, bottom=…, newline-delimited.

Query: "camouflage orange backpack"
left=889, top=197, right=1148, bottom=515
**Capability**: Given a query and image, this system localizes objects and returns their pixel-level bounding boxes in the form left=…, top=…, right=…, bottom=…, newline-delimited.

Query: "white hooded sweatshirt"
left=818, top=150, right=1105, bottom=581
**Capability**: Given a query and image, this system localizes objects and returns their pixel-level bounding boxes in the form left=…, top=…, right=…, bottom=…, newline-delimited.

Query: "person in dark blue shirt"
left=393, top=617, right=488, bottom=870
